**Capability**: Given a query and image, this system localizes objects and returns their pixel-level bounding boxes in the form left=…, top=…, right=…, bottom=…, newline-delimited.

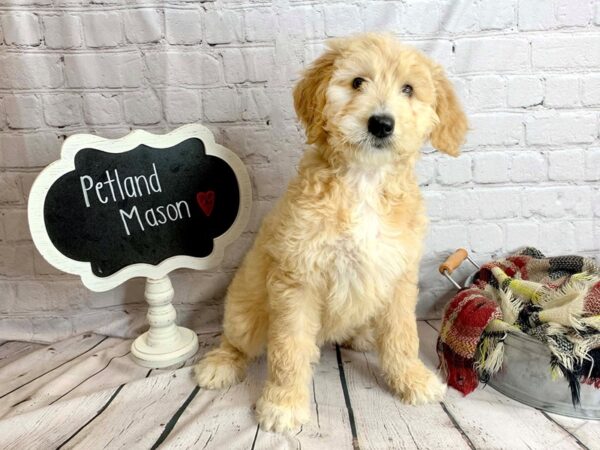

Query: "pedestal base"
left=131, top=326, right=199, bottom=369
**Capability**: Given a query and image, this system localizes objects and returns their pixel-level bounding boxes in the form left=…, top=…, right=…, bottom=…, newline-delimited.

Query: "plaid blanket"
left=437, top=248, right=600, bottom=404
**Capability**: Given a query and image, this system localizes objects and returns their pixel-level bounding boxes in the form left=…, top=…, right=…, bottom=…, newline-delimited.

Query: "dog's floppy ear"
left=293, top=43, right=340, bottom=145
left=429, top=65, right=467, bottom=157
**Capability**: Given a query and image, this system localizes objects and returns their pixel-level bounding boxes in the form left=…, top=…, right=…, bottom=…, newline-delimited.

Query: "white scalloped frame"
left=28, top=123, right=252, bottom=292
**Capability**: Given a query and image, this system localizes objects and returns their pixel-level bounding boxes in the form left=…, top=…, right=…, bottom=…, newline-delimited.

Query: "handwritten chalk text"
left=119, top=201, right=192, bottom=236
left=79, top=163, right=193, bottom=236
left=80, top=163, right=162, bottom=208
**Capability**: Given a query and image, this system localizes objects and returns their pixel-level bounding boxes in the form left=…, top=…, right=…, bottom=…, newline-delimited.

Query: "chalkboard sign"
left=28, top=124, right=252, bottom=292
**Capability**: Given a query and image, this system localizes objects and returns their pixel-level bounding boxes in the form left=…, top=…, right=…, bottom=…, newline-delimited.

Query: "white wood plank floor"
left=0, top=322, right=598, bottom=450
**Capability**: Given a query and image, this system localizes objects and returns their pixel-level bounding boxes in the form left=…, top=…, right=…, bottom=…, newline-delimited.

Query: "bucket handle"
left=439, top=248, right=480, bottom=289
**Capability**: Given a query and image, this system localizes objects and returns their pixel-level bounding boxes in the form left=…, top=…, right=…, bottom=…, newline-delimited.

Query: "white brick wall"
left=165, top=9, right=203, bottom=45
left=0, top=0, right=599, bottom=341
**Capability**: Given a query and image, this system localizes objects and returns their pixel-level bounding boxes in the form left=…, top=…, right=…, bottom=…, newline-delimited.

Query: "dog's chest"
left=325, top=171, right=409, bottom=299
left=341, top=198, right=387, bottom=259
left=339, top=189, right=404, bottom=271
left=342, top=169, right=395, bottom=238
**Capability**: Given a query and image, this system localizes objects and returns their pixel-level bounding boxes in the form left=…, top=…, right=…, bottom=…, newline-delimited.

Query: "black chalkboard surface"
left=45, top=137, right=239, bottom=277
left=29, top=125, right=252, bottom=291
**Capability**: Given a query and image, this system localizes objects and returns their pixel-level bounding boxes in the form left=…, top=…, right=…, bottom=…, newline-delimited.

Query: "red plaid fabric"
left=437, top=287, right=502, bottom=394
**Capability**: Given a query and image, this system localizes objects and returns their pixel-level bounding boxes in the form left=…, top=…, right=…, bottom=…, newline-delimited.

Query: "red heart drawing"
left=196, top=191, right=215, bottom=217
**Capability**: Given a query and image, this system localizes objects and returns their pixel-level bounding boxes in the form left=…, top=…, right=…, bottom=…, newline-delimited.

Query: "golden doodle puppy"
left=195, top=33, right=467, bottom=432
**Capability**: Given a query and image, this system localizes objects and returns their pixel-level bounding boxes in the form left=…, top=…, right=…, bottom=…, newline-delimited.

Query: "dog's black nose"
left=368, top=114, right=395, bottom=138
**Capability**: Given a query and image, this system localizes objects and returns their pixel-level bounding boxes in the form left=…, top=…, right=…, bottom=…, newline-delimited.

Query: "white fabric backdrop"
left=0, top=0, right=599, bottom=342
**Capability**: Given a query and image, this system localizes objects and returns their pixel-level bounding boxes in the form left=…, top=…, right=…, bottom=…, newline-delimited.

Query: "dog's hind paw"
left=255, top=397, right=309, bottom=433
left=341, top=334, right=375, bottom=352
left=194, top=349, right=246, bottom=390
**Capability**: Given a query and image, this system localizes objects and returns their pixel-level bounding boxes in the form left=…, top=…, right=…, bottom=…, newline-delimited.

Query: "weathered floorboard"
left=0, top=324, right=597, bottom=449
left=0, top=387, right=119, bottom=450
left=0, top=333, right=108, bottom=398
left=338, top=324, right=471, bottom=450
left=3, top=339, right=133, bottom=419
left=0, top=342, right=45, bottom=370
left=0, top=335, right=119, bottom=420
left=545, top=413, right=600, bottom=450
left=161, top=342, right=354, bottom=449
left=59, top=366, right=199, bottom=449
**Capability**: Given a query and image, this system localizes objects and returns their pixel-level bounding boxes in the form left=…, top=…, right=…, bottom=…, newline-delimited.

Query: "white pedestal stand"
left=131, top=276, right=199, bottom=368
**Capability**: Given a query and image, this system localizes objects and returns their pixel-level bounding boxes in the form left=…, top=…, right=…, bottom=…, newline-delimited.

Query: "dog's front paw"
left=194, top=348, right=246, bottom=390
left=255, top=395, right=309, bottom=433
left=402, top=370, right=447, bottom=405
left=388, top=361, right=447, bottom=405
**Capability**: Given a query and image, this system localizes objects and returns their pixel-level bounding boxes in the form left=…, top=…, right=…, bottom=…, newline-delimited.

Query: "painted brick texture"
left=0, top=0, right=599, bottom=340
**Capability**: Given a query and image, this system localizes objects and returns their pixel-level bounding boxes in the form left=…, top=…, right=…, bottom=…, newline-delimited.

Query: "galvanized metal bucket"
left=439, top=249, right=600, bottom=420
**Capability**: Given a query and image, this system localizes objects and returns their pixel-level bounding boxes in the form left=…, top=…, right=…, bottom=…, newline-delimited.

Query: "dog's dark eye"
left=352, top=77, right=365, bottom=90
left=402, top=84, right=414, bottom=96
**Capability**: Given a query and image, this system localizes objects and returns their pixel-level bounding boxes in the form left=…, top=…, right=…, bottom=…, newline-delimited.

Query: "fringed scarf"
left=437, top=247, right=600, bottom=405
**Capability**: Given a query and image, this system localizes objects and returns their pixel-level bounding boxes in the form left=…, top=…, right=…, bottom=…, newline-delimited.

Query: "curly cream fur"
left=195, top=33, right=467, bottom=433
